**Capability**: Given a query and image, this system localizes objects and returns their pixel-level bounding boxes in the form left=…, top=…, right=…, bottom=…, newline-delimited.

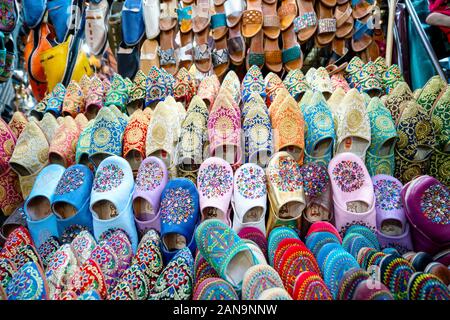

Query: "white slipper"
left=143, top=0, right=160, bottom=39
left=85, top=0, right=109, bottom=56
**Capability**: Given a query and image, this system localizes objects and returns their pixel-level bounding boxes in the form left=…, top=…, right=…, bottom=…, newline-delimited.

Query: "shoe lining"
left=9, top=163, right=31, bottom=176
left=48, top=152, right=66, bottom=166
left=337, top=136, right=370, bottom=158
left=305, top=203, right=330, bottom=222
left=126, top=150, right=143, bottom=177
left=163, top=233, right=187, bottom=251
left=203, top=207, right=226, bottom=221
left=346, top=200, right=369, bottom=213
left=415, top=146, right=432, bottom=161
left=93, top=200, right=119, bottom=220
left=379, top=137, right=396, bottom=156
left=280, top=146, right=302, bottom=162
left=26, top=196, right=52, bottom=221
left=132, top=197, right=155, bottom=221
left=381, top=219, right=404, bottom=236
left=313, top=137, right=333, bottom=157
left=53, top=202, right=77, bottom=220
left=91, top=153, right=110, bottom=168
left=149, top=150, right=172, bottom=168
left=85, top=105, right=99, bottom=120
left=225, top=250, right=255, bottom=287
left=242, top=207, right=264, bottom=223
left=278, top=201, right=304, bottom=220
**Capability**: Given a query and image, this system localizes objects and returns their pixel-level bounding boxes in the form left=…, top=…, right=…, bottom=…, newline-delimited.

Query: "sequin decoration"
left=136, top=161, right=164, bottom=191
left=198, top=164, right=233, bottom=199
left=421, top=183, right=450, bottom=225
left=300, top=163, right=329, bottom=198
left=93, top=164, right=124, bottom=192
left=236, top=166, right=266, bottom=199
left=160, top=187, right=194, bottom=225
left=373, top=179, right=403, bottom=211
left=55, top=168, right=85, bottom=195
left=268, top=156, right=303, bottom=192
left=332, top=160, right=365, bottom=193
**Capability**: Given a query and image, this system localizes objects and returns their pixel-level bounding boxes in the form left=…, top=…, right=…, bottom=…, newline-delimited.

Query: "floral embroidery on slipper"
left=198, top=163, right=233, bottom=199
left=332, top=160, right=365, bottom=193
left=93, top=164, right=124, bottom=192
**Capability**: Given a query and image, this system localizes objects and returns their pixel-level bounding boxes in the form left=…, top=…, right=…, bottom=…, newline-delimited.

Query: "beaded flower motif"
left=93, top=164, right=124, bottom=192
left=300, top=163, right=329, bottom=198
left=236, top=166, right=266, bottom=199
left=374, top=179, right=403, bottom=211
left=269, top=156, right=303, bottom=192
left=332, top=160, right=365, bottom=193
left=198, top=164, right=233, bottom=199
left=55, top=168, right=85, bottom=195
left=160, top=187, right=194, bottom=225
left=421, top=183, right=450, bottom=225
left=136, top=162, right=164, bottom=191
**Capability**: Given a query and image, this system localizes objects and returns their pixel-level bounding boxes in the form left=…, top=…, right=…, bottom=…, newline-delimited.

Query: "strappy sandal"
left=351, top=16, right=374, bottom=52
left=194, top=28, right=212, bottom=73
left=193, top=0, right=211, bottom=33
left=316, top=1, right=337, bottom=46
left=140, top=39, right=160, bottom=75
left=159, top=0, right=178, bottom=31
left=158, top=29, right=178, bottom=75
left=294, top=0, right=317, bottom=43
left=282, top=24, right=303, bottom=71
left=228, top=22, right=246, bottom=65
left=212, top=36, right=230, bottom=77
left=246, top=29, right=265, bottom=69
left=352, top=0, right=375, bottom=20
left=242, top=0, right=263, bottom=38
left=278, top=0, right=298, bottom=31
left=262, top=0, right=280, bottom=39
left=335, top=2, right=354, bottom=38
left=179, top=32, right=194, bottom=70
left=264, top=37, right=282, bottom=73
left=224, top=0, right=244, bottom=27
left=211, top=2, right=228, bottom=40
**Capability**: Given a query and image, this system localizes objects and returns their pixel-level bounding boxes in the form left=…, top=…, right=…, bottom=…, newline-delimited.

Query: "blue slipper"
left=345, top=225, right=380, bottom=250
left=305, top=231, right=341, bottom=257
left=267, top=226, right=300, bottom=267
left=195, top=219, right=257, bottom=291
left=316, top=242, right=343, bottom=271
left=22, top=0, right=46, bottom=29
left=342, top=233, right=377, bottom=259
left=47, top=0, right=73, bottom=43
left=77, top=289, right=102, bottom=300
left=121, top=0, right=146, bottom=47
left=90, top=155, right=138, bottom=252
left=241, top=65, right=266, bottom=104
left=24, top=164, right=65, bottom=248
left=160, top=178, right=200, bottom=263
left=52, top=164, right=94, bottom=237
left=323, top=250, right=360, bottom=299
left=6, top=261, right=49, bottom=300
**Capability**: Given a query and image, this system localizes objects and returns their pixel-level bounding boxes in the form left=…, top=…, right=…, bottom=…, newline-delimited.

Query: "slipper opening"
left=345, top=200, right=369, bottom=213
left=305, top=203, right=331, bottom=223
left=278, top=201, right=304, bottom=220
left=26, top=196, right=52, bottom=221
left=149, top=149, right=172, bottom=168
left=53, top=202, right=77, bottom=220
left=242, top=206, right=265, bottom=224
left=162, top=233, right=187, bottom=251
left=78, top=153, right=90, bottom=167
left=9, top=162, right=31, bottom=176
left=126, top=101, right=141, bottom=116
left=92, top=200, right=119, bottom=220
left=225, top=249, right=255, bottom=287
left=90, top=153, right=111, bottom=168
left=280, top=145, right=303, bottom=162
left=202, top=207, right=227, bottom=221
left=132, top=197, right=155, bottom=222
left=1, top=224, right=19, bottom=239
left=85, top=105, right=99, bottom=120
left=313, top=137, right=333, bottom=158
left=380, top=219, right=404, bottom=237
left=48, top=152, right=66, bottom=167
left=213, top=144, right=240, bottom=166
left=379, top=137, right=397, bottom=156
left=336, top=137, right=370, bottom=158
left=414, top=146, right=433, bottom=161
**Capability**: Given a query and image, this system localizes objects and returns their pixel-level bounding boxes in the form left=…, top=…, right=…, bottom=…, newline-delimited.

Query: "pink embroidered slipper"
left=197, top=157, right=234, bottom=226
left=85, top=75, right=106, bottom=120
left=197, top=74, right=220, bottom=110
left=328, top=152, right=376, bottom=236
left=48, top=116, right=81, bottom=167
left=232, top=163, right=267, bottom=234
left=132, top=156, right=169, bottom=236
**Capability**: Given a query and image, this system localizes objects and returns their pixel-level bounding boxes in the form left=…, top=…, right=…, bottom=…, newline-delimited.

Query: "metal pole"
left=404, top=0, right=447, bottom=81
left=393, top=23, right=403, bottom=73
left=385, top=0, right=398, bottom=66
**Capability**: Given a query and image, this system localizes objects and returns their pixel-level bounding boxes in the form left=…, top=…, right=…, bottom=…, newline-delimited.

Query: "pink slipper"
left=132, top=156, right=169, bottom=236
left=197, top=157, right=234, bottom=226
left=328, top=152, right=376, bottom=236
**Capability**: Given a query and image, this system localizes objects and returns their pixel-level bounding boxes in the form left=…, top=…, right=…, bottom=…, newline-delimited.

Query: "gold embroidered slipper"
left=384, top=81, right=413, bottom=124
left=431, top=85, right=450, bottom=153
left=415, top=75, right=447, bottom=116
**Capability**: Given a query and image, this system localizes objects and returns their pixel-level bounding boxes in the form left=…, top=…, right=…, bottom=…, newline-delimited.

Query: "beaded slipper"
left=293, top=271, right=332, bottom=300
left=407, top=272, right=450, bottom=300
left=379, top=254, right=414, bottom=300
left=242, top=264, right=284, bottom=300
left=193, top=277, right=239, bottom=300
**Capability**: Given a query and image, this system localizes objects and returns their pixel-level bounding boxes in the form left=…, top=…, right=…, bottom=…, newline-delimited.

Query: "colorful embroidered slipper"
left=334, top=89, right=371, bottom=160
left=402, top=176, right=450, bottom=255
left=61, top=80, right=85, bottom=117
left=132, top=229, right=163, bottom=287
left=328, top=152, right=376, bottom=236
left=424, top=262, right=450, bottom=286
left=238, top=227, right=268, bottom=259
left=195, top=219, right=257, bottom=290
left=429, top=149, right=450, bottom=187
left=104, top=74, right=130, bottom=113
left=241, top=65, right=266, bottom=103
left=342, top=232, right=376, bottom=259
left=352, top=279, right=394, bottom=300
left=48, top=117, right=81, bottom=168
left=293, top=271, right=332, bottom=300
left=10, top=243, right=43, bottom=273
left=131, top=157, right=168, bottom=236
left=301, top=163, right=333, bottom=226
left=264, top=72, right=286, bottom=107
left=394, top=150, right=429, bottom=185
left=306, top=221, right=342, bottom=241
left=160, top=178, right=199, bottom=262
left=90, top=156, right=139, bottom=252
left=99, top=229, right=133, bottom=278
left=121, top=110, right=149, bottom=175
left=45, top=244, right=78, bottom=299
left=6, top=261, right=49, bottom=300
left=410, top=251, right=434, bottom=272
left=126, top=70, right=147, bottom=114
left=67, top=258, right=107, bottom=299
left=8, top=111, right=27, bottom=139
left=302, top=93, right=335, bottom=166
left=337, top=267, right=369, bottom=300
left=282, top=69, right=308, bottom=101
left=382, top=64, right=404, bottom=94
left=258, top=287, right=293, bottom=299
left=193, top=277, right=239, bottom=300
left=149, top=247, right=194, bottom=300
left=197, top=75, right=220, bottom=110
left=111, top=264, right=150, bottom=300
left=359, top=61, right=382, bottom=96
left=322, top=249, right=360, bottom=299
left=231, top=164, right=267, bottom=234
left=267, top=226, right=299, bottom=265
left=270, top=92, right=305, bottom=164
left=70, top=230, right=97, bottom=266
left=173, top=67, right=197, bottom=107
left=396, top=100, right=435, bottom=162
left=241, top=265, right=284, bottom=300
left=407, top=272, right=450, bottom=300
left=194, top=252, right=220, bottom=285
left=383, top=81, right=413, bottom=123
left=416, top=75, right=447, bottom=115
left=431, top=85, right=450, bottom=153
left=88, top=242, right=120, bottom=293
left=345, top=224, right=380, bottom=250
left=365, top=97, right=397, bottom=176
left=23, top=164, right=65, bottom=249
left=379, top=254, right=414, bottom=300
left=197, top=157, right=233, bottom=226
left=0, top=225, right=33, bottom=258
left=372, top=175, right=413, bottom=254
left=0, top=255, right=16, bottom=291
left=315, top=1, right=336, bottom=46
left=273, top=238, right=307, bottom=271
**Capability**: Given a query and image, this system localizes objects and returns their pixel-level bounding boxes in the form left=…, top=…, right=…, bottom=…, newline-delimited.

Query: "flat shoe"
left=294, top=271, right=332, bottom=300
left=241, top=264, right=284, bottom=300
left=193, top=277, right=239, bottom=300
left=267, top=226, right=300, bottom=266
